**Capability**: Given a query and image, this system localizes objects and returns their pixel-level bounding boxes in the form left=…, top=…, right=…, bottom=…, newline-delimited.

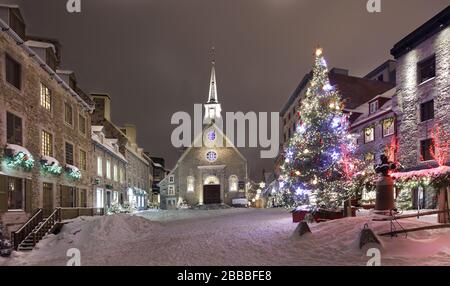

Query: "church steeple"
left=207, top=61, right=218, bottom=103
left=204, top=47, right=222, bottom=122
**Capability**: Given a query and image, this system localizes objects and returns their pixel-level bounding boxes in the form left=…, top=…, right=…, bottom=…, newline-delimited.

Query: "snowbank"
left=1, top=209, right=450, bottom=266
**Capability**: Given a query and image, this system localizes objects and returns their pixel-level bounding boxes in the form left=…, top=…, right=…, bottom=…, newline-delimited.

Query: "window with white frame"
left=364, top=126, right=375, bottom=143
left=229, top=175, right=238, bottom=192
left=168, top=175, right=174, bottom=183
left=369, top=101, right=379, bottom=114
left=187, top=176, right=194, bottom=192
left=120, top=168, right=124, bottom=184
left=106, top=160, right=111, bottom=179
left=382, top=117, right=395, bottom=137
left=168, top=185, right=175, bottom=196
left=97, top=156, right=103, bottom=177
left=113, top=165, right=118, bottom=182
left=96, top=188, right=104, bottom=208
left=113, top=191, right=118, bottom=203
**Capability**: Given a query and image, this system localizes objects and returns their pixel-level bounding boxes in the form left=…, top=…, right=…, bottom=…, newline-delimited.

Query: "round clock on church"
left=206, top=150, right=218, bottom=162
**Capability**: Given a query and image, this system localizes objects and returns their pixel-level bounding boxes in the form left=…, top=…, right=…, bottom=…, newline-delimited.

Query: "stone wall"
left=394, top=26, right=450, bottom=169
left=0, top=30, right=93, bottom=232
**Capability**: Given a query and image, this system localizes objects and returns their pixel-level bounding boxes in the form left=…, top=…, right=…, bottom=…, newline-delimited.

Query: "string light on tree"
left=275, top=47, right=362, bottom=209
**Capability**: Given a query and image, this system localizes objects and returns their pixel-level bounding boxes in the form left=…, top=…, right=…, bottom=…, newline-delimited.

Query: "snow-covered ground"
left=1, top=208, right=450, bottom=266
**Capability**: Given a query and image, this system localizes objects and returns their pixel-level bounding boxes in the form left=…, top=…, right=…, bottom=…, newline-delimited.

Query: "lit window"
left=7, top=177, right=24, bottom=210
left=113, top=165, right=118, bottom=182
left=229, top=175, right=238, bottom=192
left=40, top=84, right=51, bottom=111
left=79, top=149, right=87, bottom=171
left=187, top=176, right=194, bottom=192
left=96, top=188, right=104, bottom=208
left=168, top=185, right=175, bottom=196
left=97, top=156, right=103, bottom=177
left=382, top=118, right=395, bottom=137
left=364, top=126, right=375, bottom=143
left=106, top=160, right=111, bottom=179
left=120, top=168, right=124, bottom=184
left=206, top=150, right=218, bottom=162
left=208, top=131, right=216, bottom=141
left=64, top=103, right=73, bottom=126
left=364, top=153, right=375, bottom=162
left=41, top=130, right=53, bottom=157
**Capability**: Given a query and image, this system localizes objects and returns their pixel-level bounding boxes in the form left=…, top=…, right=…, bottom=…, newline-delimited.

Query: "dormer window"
left=369, top=100, right=379, bottom=114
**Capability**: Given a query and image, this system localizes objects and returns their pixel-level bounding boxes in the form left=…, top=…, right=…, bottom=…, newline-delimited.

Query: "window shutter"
left=25, top=179, right=33, bottom=213
left=0, top=175, right=8, bottom=212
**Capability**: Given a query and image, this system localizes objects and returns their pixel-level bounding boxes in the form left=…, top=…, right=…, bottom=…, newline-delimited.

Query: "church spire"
left=207, top=47, right=218, bottom=104
left=204, top=47, right=222, bottom=122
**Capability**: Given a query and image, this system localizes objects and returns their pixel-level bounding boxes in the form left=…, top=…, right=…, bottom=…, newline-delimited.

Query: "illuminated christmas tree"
left=278, top=48, right=360, bottom=209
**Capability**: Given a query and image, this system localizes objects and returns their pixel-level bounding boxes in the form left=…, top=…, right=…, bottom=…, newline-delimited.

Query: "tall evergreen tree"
left=279, top=48, right=360, bottom=209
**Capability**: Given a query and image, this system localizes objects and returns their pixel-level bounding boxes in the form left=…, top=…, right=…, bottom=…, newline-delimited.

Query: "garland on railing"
left=4, top=152, right=35, bottom=171
left=40, top=158, right=63, bottom=176
left=65, top=165, right=82, bottom=180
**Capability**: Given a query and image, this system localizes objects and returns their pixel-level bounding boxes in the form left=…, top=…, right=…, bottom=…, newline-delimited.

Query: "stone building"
left=349, top=87, right=397, bottom=162
left=390, top=6, right=450, bottom=208
left=0, top=5, right=95, bottom=233
left=120, top=125, right=150, bottom=210
left=91, top=94, right=150, bottom=210
left=148, top=155, right=167, bottom=207
left=91, top=126, right=127, bottom=210
left=159, top=60, right=248, bottom=209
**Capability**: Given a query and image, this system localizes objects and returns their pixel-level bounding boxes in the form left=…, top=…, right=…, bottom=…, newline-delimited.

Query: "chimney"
left=91, top=93, right=112, bottom=121
left=330, top=68, right=349, bottom=76
left=122, top=124, right=137, bottom=144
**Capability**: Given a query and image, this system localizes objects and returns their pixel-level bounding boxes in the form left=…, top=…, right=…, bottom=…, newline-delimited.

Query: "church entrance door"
left=203, top=185, right=221, bottom=204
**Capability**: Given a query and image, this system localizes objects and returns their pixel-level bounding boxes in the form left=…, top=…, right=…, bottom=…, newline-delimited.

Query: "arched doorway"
left=203, top=175, right=221, bottom=204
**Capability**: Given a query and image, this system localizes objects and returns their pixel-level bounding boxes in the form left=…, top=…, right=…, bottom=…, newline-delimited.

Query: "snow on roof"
left=65, top=164, right=80, bottom=172
left=0, top=4, right=20, bottom=9
left=91, top=125, right=104, bottom=133
left=391, top=166, right=450, bottom=180
left=92, top=133, right=127, bottom=163
left=6, top=144, right=31, bottom=156
left=25, top=40, right=56, bottom=54
left=41, top=155, right=60, bottom=166
left=153, top=163, right=163, bottom=168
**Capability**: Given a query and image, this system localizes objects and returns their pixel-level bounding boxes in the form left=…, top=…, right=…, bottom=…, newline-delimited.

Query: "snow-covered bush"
left=396, top=189, right=413, bottom=210
left=107, top=202, right=124, bottom=215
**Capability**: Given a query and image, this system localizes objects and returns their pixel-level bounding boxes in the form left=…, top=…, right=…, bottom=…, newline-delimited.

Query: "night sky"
left=5, top=0, right=449, bottom=180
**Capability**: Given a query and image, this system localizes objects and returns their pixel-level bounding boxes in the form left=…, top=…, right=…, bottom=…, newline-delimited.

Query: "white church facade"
left=159, top=57, right=249, bottom=209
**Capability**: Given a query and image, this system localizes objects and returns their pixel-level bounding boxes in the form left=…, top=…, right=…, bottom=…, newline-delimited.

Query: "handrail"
left=33, top=208, right=61, bottom=243
left=14, top=208, right=42, bottom=234
left=12, top=209, right=43, bottom=250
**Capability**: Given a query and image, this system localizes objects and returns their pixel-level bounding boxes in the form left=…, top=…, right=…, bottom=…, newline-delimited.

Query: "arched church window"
left=187, top=176, right=195, bottom=192
left=229, top=175, right=238, bottom=192
left=204, top=175, right=220, bottom=185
